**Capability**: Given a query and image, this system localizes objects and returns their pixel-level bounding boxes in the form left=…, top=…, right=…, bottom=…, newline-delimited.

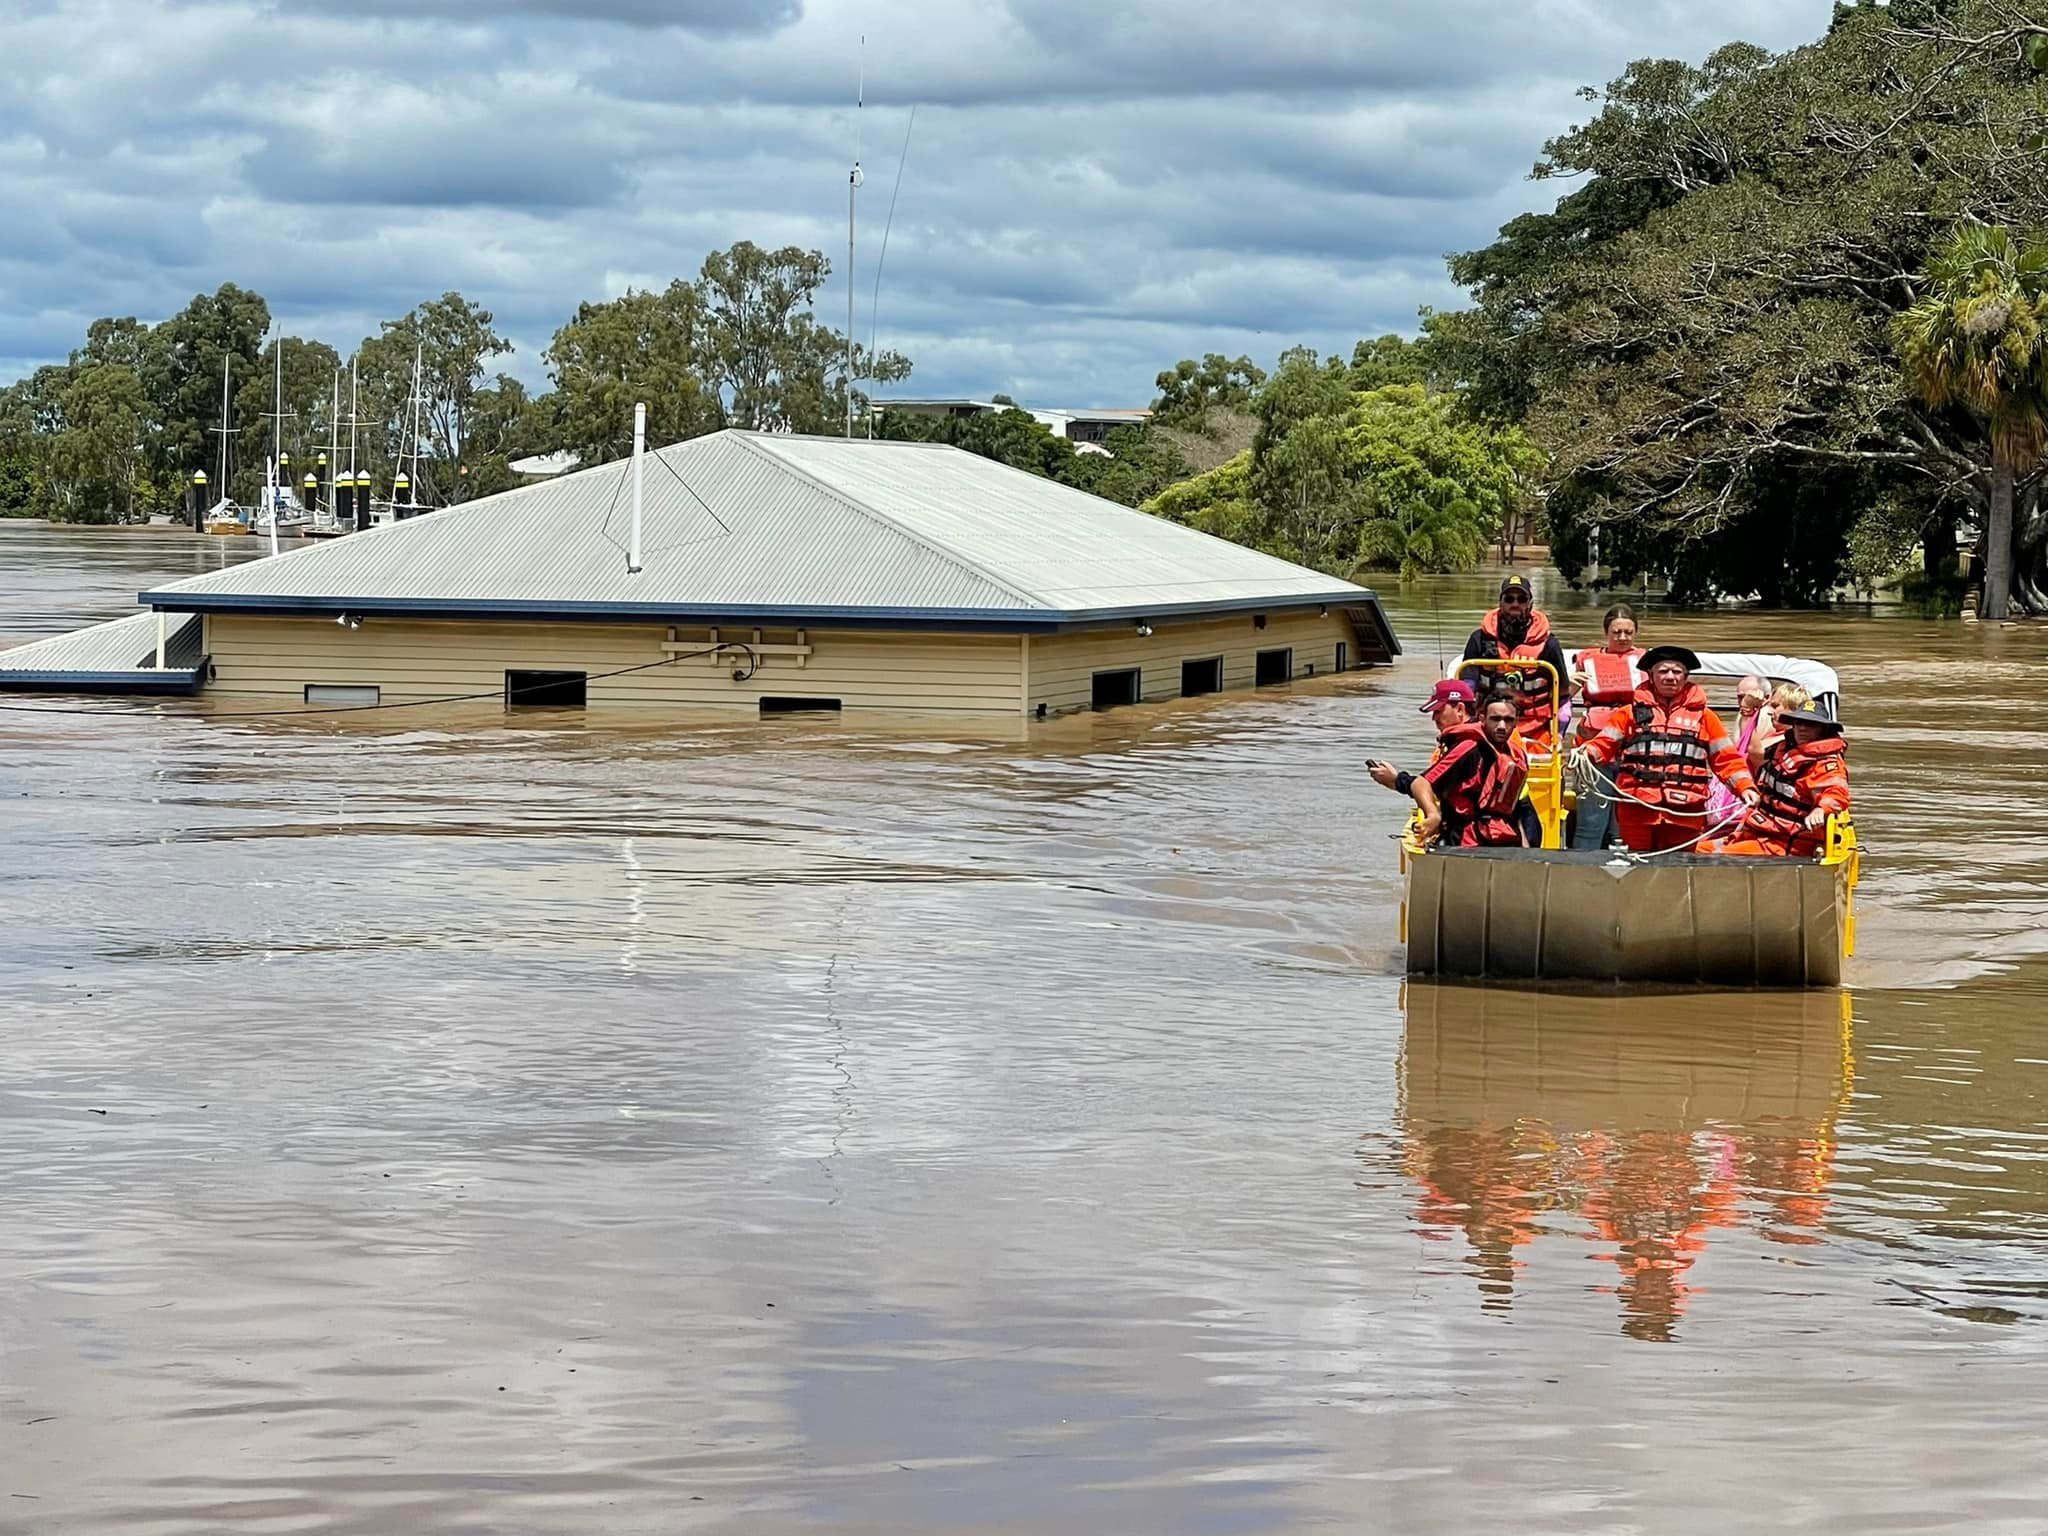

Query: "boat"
left=1399, top=651, right=1861, bottom=987
left=202, top=498, right=253, bottom=537
left=200, top=355, right=252, bottom=535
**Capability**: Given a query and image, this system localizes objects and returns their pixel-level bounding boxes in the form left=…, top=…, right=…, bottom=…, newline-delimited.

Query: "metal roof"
left=141, top=431, right=1381, bottom=629
left=0, top=612, right=204, bottom=693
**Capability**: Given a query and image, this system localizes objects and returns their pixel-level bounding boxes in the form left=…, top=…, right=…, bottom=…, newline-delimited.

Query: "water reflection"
left=1395, top=983, right=1852, bottom=1341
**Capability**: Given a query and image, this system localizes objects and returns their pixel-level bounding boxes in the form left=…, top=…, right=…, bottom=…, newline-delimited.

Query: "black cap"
left=1639, top=644, right=1702, bottom=673
left=1777, top=707, right=1842, bottom=734
left=1498, top=573, right=1534, bottom=597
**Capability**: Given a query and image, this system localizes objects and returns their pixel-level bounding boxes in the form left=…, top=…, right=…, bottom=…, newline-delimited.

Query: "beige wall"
left=1025, top=609, right=1358, bottom=714
left=205, top=616, right=1024, bottom=712
left=201, top=606, right=1363, bottom=715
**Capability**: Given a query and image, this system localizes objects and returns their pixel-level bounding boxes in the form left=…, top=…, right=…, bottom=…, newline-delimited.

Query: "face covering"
left=1497, top=608, right=1530, bottom=647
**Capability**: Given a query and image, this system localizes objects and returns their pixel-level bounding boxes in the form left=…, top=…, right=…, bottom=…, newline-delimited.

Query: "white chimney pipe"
left=629, top=401, right=645, bottom=574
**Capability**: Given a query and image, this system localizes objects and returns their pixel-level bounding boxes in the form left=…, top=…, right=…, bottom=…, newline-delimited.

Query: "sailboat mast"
left=268, top=331, right=282, bottom=556
left=217, top=354, right=231, bottom=489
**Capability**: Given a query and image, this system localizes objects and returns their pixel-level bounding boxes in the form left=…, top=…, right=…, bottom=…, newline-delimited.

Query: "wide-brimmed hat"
left=1418, top=678, right=1476, bottom=713
left=1776, top=707, right=1843, bottom=734
left=1638, top=644, right=1702, bottom=673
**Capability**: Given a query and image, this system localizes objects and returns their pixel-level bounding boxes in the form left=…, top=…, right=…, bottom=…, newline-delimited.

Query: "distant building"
left=2, top=432, right=1399, bottom=714
left=509, top=449, right=582, bottom=479
left=874, top=397, right=1154, bottom=446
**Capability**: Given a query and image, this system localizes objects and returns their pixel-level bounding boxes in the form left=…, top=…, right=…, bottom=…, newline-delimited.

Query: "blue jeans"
left=1572, top=759, right=1619, bottom=850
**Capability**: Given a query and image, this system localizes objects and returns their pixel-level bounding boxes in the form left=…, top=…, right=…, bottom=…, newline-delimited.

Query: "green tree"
left=1894, top=225, right=2048, bottom=621
left=1422, top=7, right=2048, bottom=604
left=699, top=241, right=909, bottom=433
left=543, top=281, right=724, bottom=466
left=1150, top=353, right=1267, bottom=430
left=1143, top=380, right=1540, bottom=577
left=141, top=284, right=272, bottom=502
left=357, top=292, right=512, bottom=503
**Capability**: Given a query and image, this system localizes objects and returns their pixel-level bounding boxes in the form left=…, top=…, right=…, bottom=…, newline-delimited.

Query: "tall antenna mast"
left=845, top=36, right=863, bottom=440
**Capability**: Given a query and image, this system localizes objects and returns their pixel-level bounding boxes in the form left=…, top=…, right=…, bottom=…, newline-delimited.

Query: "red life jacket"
left=1476, top=608, right=1558, bottom=740
left=1744, top=734, right=1849, bottom=857
left=1616, top=683, right=1716, bottom=809
left=1438, top=722, right=1529, bottom=821
left=1573, top=646, right=1643, bottom=738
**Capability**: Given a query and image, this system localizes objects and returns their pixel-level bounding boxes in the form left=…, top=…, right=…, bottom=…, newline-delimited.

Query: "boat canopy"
left=1540, top=648, right=1842, bottom=720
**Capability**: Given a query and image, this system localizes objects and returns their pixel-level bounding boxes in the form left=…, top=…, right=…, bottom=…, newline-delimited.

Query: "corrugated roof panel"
left=145, top=430, right=1372, bottom=619
left=749, top=435, right=1363, bottom=612
left=0, top=611, right=204, bottom=690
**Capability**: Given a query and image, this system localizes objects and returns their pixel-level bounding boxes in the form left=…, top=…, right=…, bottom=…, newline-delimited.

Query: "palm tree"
left=1895, top=225, right=2048, bottom=620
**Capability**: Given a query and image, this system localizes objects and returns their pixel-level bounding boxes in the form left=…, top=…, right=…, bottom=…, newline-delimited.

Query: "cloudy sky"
left=2, top=0, right=1835, bottom=409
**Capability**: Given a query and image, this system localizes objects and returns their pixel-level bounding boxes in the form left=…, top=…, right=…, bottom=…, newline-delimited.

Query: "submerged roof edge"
left=138, top=588, right=1388, bottom=635
left=0, top=665, right=206, bottom=696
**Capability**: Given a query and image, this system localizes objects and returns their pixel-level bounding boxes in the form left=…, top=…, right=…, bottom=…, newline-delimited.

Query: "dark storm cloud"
left=0, top=0, right=1836, bottom=406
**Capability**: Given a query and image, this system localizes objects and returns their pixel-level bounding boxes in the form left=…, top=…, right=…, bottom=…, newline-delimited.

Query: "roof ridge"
left=724, top=434, right=1050, bottom=611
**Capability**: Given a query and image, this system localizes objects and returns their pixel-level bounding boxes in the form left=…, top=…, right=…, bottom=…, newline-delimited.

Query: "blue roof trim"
left=137, top=588, right=1390, bottom=637
left=0, top=666, right=206, bottom=696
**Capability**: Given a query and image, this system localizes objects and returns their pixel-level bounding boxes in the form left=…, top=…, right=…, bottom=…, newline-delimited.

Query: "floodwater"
left=3, top=522, right=2047, bottom=1533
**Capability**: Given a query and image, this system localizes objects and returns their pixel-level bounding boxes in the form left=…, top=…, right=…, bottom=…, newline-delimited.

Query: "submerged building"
left=1, top=431, right=1398, bottom=715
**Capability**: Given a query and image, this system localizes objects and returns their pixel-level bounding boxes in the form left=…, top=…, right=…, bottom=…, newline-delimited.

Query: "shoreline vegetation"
left=6, top=4, right=2046, bottom=617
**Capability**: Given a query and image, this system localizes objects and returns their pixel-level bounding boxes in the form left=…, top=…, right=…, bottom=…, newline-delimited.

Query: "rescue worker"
left=1458, top=574, right=1569, bottom=747
left=1572, top=644, right=1756, bottom=853
left=1371, top=684, right=1528, bottom=847
left=1698, top=709, right=1849, bottom=858
left=1568, top=603, right=1644, bottom=850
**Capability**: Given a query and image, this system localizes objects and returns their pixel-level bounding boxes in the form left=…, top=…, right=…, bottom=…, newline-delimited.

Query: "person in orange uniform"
left=1459, top=573, right=1569, bottom=746
left=1573, top=645, right=1756, bottom=853
left=1370, top=684, right=1528, bottom=846
left=1699, top=709, right=1849, bottom=858
left=1568, top=602, right=1644, bottom=850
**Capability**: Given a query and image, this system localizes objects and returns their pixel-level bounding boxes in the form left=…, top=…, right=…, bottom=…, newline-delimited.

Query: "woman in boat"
left=1700, top=710, right=1849, bottom=859
left=1573, top=645, right=1757, bottom=853
left=1568, top=603, right=1644, bottom=850
left=1705, top=675, right=1770, bottom=823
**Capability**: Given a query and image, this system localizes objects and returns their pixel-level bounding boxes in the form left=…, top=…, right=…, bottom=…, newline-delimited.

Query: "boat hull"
left=1403, top=847, right=1851, bottom=987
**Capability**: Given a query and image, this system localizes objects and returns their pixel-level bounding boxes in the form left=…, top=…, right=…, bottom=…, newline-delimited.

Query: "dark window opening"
left=1092, top=668, right=1142, bottom=710
left=1180, top=657, right=1223, bottom=697
left=1335, top=642, right=1349, bottom=672
left=1255, top=648, right=1293, bottom=686
left=760, top=696, right=842, bottom=714
left=505, top=670, right=587, bottom=708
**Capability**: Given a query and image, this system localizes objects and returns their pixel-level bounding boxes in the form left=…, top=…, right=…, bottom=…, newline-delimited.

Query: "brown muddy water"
left=2, top=522, right=2047, bottom=1533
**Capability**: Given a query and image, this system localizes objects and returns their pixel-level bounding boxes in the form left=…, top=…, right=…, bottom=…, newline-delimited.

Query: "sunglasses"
left=1500, top=592, right=1531, bottom=605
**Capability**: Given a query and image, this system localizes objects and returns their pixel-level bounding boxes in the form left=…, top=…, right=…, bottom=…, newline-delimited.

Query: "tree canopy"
left=1145, top=367, right=1541, bottom=579
left=1427, top=0, right=2048, bottom=606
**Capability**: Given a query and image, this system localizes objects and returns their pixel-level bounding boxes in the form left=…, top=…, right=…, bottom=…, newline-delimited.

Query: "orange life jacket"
left=1476, top=608, right=1558, bottom=740
left=1573, top=646, right=1643, bottom=738
left=1743, top=734, right=1850, bottom=857
left=1615, top=683, right=1717, bottom=809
